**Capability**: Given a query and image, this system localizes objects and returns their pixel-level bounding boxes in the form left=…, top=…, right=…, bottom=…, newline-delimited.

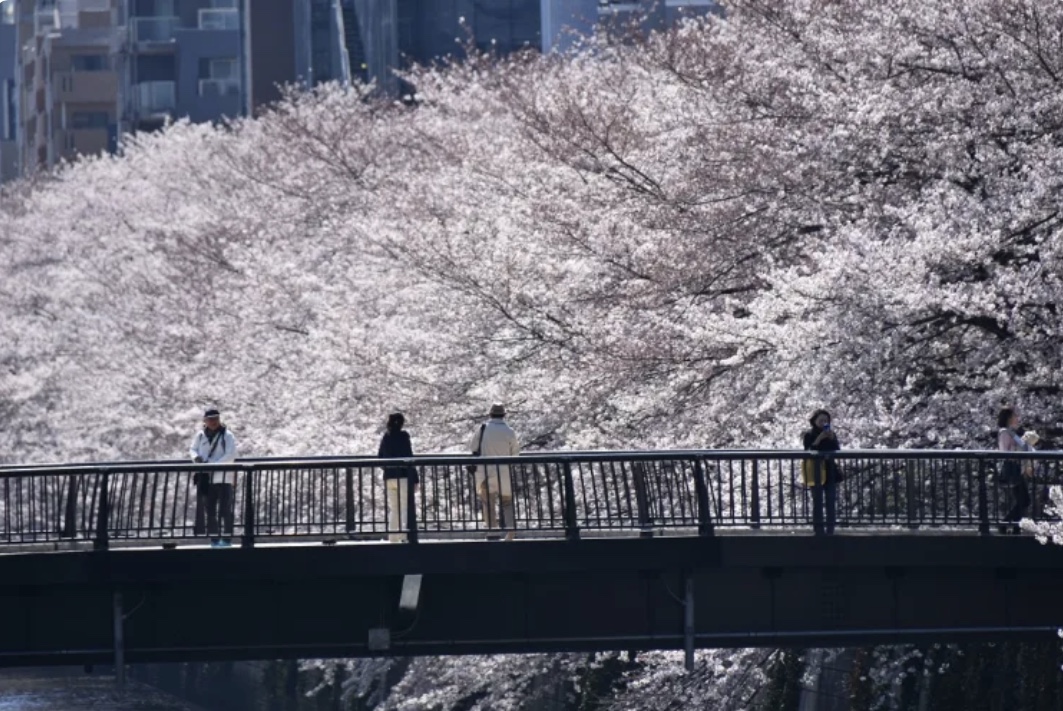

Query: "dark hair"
left=386, top=412, right=405, bottom=432
left=809, top=409, right=831, bottom=429
left=997, top=407, right=1016, bottom=429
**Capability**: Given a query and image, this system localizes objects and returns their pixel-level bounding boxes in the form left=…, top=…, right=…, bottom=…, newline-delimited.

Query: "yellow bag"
left=802, top=459, right=827, bottom=486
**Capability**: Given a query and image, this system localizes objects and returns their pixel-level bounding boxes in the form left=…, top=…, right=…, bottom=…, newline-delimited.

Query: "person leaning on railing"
left=189, top=407, right=237, bottom=548
left=802, top=409, right=840, bottom=536
left=378, top=412, right=418, bottom=543
left=997, top=407, right=1035, bottom=535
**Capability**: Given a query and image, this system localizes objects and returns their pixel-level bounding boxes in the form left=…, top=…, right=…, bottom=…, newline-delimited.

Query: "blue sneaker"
left=219, top=538, right=232, bottom=548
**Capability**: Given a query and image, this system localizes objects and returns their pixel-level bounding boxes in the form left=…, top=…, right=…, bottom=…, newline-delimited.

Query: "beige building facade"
left=16, top=0, right=120, bottom=174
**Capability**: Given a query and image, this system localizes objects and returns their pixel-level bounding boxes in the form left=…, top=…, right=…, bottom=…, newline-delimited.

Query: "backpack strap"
left=205, top=427, right=226, bottom=460
left=472, top=423, right=487, bottom=456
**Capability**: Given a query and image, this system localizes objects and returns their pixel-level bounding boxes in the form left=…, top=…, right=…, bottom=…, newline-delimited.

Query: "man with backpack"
left=189, top=407, right=238, bottom=547
left=469, top=403, right=520, bottom=540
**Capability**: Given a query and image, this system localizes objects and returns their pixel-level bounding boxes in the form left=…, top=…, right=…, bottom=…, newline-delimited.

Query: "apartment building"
left=125, top=0, right=244, bottom=133
left=1, top=0, right=17, bottom=181
left=10, top=0, right=247, bottom=176
left=15, top=0, right=121, bottom=175
left=248, top=0, right=348, bottom=112
left=1, top=0, right=719, bottom=180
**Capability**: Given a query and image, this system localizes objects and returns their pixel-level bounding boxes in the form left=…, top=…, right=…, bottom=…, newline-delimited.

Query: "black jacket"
left=802, top=427, right=841, bottom=484
left=378, top=430, right=418, bottom=482
left=802, top=428, right=841, bottom=453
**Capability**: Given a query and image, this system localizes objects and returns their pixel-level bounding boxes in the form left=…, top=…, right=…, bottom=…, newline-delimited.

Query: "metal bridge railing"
left=0, top=450, right=1057, bottom=549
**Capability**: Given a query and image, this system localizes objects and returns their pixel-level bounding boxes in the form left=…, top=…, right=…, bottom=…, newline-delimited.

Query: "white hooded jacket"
left=189, top=427, right=237, bottom=484
left=470, top=418, right=519, bottom=496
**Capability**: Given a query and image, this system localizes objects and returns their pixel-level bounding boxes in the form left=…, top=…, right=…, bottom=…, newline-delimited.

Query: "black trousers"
left=206, top=483, right=234, bottom=538
left=1004, top=479, right=1031, bottom=525
left=811, top=482, right=837, bottom=535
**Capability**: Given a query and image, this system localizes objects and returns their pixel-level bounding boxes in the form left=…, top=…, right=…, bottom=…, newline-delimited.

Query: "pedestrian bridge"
left=0, top=450, right=1061, bottom=669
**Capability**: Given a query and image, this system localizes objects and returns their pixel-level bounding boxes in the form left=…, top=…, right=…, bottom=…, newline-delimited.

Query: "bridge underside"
left=0, top=535, right=1061, bottom=666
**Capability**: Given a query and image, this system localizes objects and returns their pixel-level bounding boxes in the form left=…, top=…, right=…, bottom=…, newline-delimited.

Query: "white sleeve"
left=219, top=431, right=237, bottom=463
left=189, top=433, right=202, bottom=461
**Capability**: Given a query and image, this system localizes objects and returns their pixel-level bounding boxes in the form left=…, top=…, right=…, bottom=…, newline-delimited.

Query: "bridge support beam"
left=113, top=592, right=125, bottom=689
left=684, top=573, right=694, bottom=672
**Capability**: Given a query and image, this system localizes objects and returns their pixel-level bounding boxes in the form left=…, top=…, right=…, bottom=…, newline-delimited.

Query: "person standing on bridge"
left=802, top=409, right=840, bottom=535
left=470, top=403, right=520, bottom=540
left=378, top=412, right=418, bottom=542
left=997, top=407, right=1033, bottom=535
left=189, top=408, right=237, bottom=547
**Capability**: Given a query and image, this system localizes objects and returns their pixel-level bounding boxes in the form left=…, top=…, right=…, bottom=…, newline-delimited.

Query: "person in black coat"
left=378, top=412, right=417, bottom=542
left=802, top=409, right=840, bottom=535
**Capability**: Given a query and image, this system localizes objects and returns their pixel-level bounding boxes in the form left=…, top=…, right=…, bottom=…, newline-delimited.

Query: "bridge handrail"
left=0, top=448, right=1056, bottom=477
left=0, top=448, right=1056, bottom=549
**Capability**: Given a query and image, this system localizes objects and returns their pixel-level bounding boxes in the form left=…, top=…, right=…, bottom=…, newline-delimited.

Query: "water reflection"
left=0, top=674, right=198, bottom=711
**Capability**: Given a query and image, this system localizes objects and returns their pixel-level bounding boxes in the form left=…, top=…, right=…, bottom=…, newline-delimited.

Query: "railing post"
left=94, top=469, right=110, bottom=551
left=692, top=460, right=714, bottom=537
left=905, top=460, right=918, bottom=530
left=62, top=475, right=79, bottom=539
left=632, top=462, right=653, bottom=538
left=750, top=460, right=761, bottom=529
left=241, top=465, right=256, bottom=549
left=978, top=459, right=990, bottom=536
left=344, top=468, right=355, bottom=533
left=562, top=462, right=580, bottom=542
left=811, top=458, right=825, bottom=535
left=406, top=466, right=419, bottom=544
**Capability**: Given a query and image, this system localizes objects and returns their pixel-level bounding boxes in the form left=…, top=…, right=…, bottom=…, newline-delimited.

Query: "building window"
left=70, top=111, right=110, bottom=129
left=199, top=57, right=238, bottom=80
left=71, top=54, right=109, bottom=72
left=199, top=5, right=239, bottom=30
left=210, top=0, right=237, bottom=7
left=133, top=0, right=175, bottom=17
left=198, top=58, right=240, bottom=97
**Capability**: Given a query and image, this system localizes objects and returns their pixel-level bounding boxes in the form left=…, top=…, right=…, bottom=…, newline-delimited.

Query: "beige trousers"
left=478, top=481, right=516, bottom=538
left=386, top=478, right=411, bottom=542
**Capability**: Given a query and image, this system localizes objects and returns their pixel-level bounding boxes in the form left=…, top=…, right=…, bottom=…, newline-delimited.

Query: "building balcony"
left=132, top=16, right=180, bottom=44
left=56, top=70, right=118, bottom=103
left=59, top=126, right=109, bottom=156
left=197, top=8, right=238, bottom=30
left=135, top=80, right=175, bottom=114
left=198, top=78, right=239, bottom=98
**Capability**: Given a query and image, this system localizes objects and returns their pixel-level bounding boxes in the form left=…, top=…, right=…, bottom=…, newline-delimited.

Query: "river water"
left=0, top=672, right=200, bottom=711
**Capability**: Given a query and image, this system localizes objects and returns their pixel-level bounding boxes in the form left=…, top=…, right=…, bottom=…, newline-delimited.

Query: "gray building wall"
left=664, top=0, right=718, bottom=23
left=172, top=26, right=241, bottom=123
left=347, top=0, right=539, bottom=95
left=595, top=0, right=716, bottom=43
left=541, top=0, right=596, bottom=53
left=292, top=0, right=312, bottom=88
left=250, top=0, right=298, bottom=111
left=0, top=20, right=14, bottom=181
left=353, top=0, right=397, bottom=94
left=396, top=0, right=540, bottom=63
